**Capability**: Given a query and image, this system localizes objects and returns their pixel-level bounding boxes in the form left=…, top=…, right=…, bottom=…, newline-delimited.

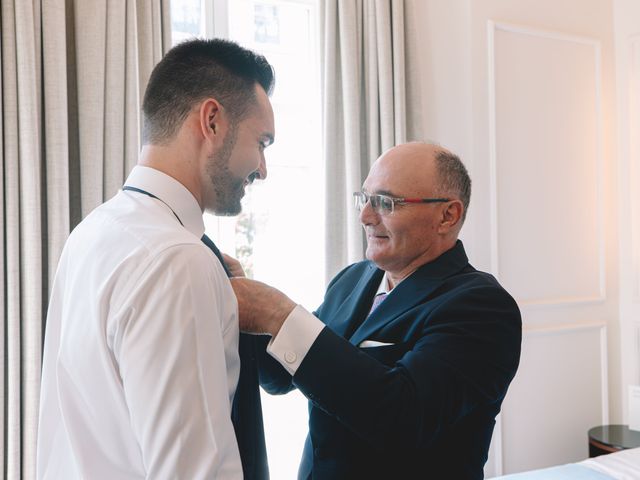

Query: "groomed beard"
left=206, top=124, right=245, bottom=216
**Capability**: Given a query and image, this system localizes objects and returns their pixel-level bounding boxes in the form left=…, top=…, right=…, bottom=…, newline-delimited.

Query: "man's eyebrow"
left=363, top=188, right=396, bottom=197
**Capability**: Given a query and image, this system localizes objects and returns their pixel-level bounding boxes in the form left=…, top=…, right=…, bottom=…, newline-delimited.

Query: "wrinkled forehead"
left=363, top=145, right=438, bottom=196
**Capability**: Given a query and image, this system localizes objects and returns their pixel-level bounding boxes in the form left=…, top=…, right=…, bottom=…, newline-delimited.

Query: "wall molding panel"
left=522, top=322, right=609, bottom=425
left=490, top=321, right=609, bottom=475
left=487, top=21, right=605, bottom=308
left=630, top=35, right=640, bottom=302
left=499, top=322, right=609, bottom=472
left=636, top=321, right=640, bottom=385
left=523, top=321, right=605, bottom=336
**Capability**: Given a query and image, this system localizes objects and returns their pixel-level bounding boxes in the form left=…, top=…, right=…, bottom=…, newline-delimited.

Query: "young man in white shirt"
left=37, top=39, right=276, bottom=479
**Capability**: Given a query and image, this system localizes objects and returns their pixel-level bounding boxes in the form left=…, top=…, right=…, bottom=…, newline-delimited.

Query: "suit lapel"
left=349, top=270, right=443, bottom=346
left=349, top=240, right=470, bottom=347
left=326, top=264, right=383, bottom=340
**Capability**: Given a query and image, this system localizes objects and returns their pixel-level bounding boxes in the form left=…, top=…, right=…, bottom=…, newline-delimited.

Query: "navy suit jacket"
left=259, top=241, right=521, bottom=479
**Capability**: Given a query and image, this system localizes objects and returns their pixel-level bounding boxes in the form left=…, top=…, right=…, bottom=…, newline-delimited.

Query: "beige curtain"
left=322, top=0, right=421, bottom=280
left=0, top=1, right=170, bottom=478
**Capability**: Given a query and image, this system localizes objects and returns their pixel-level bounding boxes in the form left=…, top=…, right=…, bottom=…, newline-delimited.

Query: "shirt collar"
left=375, top=272, right=392, bottom=295
left=124, top=165, right=205, bottom=238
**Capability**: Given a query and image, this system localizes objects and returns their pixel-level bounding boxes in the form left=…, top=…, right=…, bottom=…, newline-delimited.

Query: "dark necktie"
left=200, top=233, right=269, bottom=480
left=201, top=234, right=231, bottom=276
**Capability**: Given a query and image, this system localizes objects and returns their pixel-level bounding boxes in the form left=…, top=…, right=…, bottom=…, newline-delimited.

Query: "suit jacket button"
left=314, top=447, right=325, bottom=459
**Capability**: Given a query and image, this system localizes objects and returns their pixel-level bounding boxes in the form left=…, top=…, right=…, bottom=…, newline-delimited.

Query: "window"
left=171, top=2, right=323, bottom=477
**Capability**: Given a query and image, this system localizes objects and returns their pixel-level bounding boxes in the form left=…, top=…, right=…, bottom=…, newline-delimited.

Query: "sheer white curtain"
left=0, top=1, right=169, bottom=478
left=321, top=0, right=421, bottom=280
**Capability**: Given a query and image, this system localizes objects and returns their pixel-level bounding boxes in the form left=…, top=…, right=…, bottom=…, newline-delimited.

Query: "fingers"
left=229, top=278, right=296, bottom=336
left=222, top=253, right=246, bottom=277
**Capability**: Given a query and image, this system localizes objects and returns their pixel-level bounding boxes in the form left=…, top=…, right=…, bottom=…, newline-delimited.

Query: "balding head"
left=371, top=142, right=471, bottom=225
left=359, top=142, right=470, bottom=284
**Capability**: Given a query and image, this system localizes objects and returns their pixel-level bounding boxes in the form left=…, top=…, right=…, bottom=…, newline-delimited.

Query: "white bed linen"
left=580, top=447, right=640, bottom=480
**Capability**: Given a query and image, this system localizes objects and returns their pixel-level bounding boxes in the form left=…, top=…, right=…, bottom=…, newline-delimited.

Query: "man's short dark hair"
left=142, top=38, right=275, bottom=145
left=434, top=149, right=472, bottom=223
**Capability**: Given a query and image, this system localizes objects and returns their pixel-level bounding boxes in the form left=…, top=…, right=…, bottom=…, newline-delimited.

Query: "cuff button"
left=284, top=351, right=297, bottom=364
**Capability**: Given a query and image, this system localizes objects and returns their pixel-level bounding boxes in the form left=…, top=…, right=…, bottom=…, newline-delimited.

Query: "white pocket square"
left=359, top=340, right=395, bottom=348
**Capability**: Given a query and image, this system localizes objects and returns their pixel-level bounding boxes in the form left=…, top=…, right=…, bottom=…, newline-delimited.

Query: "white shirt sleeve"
left=111, top=244, right=242, bottom=479
left=266, top=304, right=325, bottom=375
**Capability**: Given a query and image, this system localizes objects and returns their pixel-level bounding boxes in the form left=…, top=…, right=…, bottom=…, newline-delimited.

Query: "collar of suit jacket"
left=344, top=240, right=471, bottom=345
left=407, top=239, right=469, bottom=280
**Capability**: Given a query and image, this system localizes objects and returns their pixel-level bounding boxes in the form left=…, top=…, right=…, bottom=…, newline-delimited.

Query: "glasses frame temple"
left=396, top=198, right=451, bottom=204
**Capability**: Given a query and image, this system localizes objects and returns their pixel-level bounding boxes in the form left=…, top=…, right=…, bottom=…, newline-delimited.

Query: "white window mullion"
left=204, top=0, right=229, bottom=39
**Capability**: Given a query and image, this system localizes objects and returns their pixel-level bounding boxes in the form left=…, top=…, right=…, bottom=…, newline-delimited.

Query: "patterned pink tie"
left=368, top=292, right=388, bottom=316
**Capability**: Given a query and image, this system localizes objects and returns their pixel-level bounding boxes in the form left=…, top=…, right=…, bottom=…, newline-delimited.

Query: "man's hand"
left=222, top=253, right=246, bottom=277
left=230, top=278, right=296, bottom=336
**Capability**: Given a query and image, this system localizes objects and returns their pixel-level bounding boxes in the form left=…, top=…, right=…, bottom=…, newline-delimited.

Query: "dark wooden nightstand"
left=588, top=424, right=640, bottom=457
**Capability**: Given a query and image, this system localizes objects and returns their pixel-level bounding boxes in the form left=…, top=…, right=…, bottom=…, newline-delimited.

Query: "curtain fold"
left=322, top=0, right=418, bottom=280
left=0, top=1, right=169, bottom=478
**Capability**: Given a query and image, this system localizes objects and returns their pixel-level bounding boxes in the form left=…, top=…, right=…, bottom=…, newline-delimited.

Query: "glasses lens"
left=367, top=195, right=393, bottom=214
left=353, top=192, right=394, bottom=214
left=368, top=194, right=379, bottom=211
left=379, top=195, right=393, bottom=214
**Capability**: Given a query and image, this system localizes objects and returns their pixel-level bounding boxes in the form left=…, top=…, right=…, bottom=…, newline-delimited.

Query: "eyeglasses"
left=353, top=191, right=450, bottom=215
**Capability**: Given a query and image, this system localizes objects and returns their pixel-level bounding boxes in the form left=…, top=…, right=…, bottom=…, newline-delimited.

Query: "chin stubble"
left=207, top=125, right=244, bottom=216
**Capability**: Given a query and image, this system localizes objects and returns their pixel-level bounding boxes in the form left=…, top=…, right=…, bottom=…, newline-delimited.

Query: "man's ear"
left=438, top=200, right=464, bottom=233
left=199, top=98, right=228, bottom=143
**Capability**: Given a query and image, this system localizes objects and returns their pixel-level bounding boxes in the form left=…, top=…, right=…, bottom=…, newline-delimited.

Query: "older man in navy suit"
left=232, top=142, right=522, bottom=479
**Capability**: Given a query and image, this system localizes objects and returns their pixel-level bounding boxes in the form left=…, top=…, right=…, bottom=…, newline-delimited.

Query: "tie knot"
left=368, top=292, right=387, bottom=316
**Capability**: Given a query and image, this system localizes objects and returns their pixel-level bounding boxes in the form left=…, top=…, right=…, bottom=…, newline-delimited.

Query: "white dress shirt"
left=37, top=166, right=243, bottom=479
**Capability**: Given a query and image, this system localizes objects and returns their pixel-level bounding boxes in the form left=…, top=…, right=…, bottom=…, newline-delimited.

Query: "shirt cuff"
left=266, top=304, right=324, bottom=375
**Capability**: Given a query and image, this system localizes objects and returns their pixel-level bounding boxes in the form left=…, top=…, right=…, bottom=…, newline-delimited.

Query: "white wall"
left=406, top=0, right=635, bottom=476
left=614, top=0, right=640, bottom=431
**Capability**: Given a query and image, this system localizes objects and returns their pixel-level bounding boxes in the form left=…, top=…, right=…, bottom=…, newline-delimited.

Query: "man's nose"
left=359, top=199, right=379, bottom=225
left=256, top=153, right=267, bottom=180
